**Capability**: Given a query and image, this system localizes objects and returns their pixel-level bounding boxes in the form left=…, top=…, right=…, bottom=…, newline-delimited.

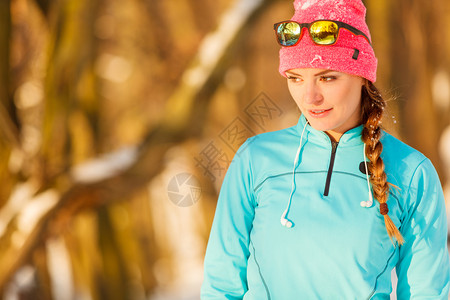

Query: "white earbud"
left=280, top=209, right=293, bottom=228
left=360, top=192, right=373, bottom=207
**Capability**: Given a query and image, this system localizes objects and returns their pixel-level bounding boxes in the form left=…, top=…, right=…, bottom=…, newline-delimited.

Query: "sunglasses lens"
left=276, top=22, right=301, bottom=46
left=310, top=21, right=338, bottom=45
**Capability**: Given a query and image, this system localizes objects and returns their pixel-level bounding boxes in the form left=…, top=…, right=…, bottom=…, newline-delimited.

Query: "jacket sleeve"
left=200, top=139, right=256, bottom=299
left=396, top=158, right=450, bottom=299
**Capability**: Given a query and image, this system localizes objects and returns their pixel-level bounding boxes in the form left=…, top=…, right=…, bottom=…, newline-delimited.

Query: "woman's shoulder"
left=235, top=125, right=300, bottom=179
left=381, top=130, right=437, bottom=188
left=381, top=130, right=427, bottom=164
left=243, top=124, right=299, bottom=152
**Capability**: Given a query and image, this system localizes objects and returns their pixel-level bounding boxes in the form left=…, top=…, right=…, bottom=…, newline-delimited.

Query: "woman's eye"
left=320, top=76, right=337, bottom=82
left=288, top=76, right=301, bottom=83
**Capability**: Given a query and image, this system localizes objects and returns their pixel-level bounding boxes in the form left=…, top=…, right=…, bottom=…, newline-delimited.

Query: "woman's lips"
left=308, top=108, right=333, bottom=118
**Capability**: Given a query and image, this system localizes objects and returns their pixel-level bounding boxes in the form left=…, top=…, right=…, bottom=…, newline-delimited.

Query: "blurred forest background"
left=0, top=0, right=449, bottom=299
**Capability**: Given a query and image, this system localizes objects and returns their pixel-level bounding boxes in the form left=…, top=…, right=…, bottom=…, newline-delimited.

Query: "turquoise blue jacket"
left=201, top=115, right=450, bottom=299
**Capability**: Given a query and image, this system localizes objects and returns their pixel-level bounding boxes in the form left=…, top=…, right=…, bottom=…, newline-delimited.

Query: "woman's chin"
left=306, top=119, right=333, bottom=132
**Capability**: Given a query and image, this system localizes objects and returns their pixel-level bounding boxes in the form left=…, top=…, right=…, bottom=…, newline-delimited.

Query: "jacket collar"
left=296, top=114, right=364, bottom=147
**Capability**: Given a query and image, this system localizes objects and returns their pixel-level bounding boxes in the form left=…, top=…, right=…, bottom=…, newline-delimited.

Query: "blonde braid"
left=361, top=81, right=404, bottom=245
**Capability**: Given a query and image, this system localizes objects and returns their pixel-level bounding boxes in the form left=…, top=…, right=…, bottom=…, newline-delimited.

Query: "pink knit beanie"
left=278, top=0, right=377, bottom=82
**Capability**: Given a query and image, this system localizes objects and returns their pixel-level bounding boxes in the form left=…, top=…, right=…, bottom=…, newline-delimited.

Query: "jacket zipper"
left=324, top=141, right=338, bottom=196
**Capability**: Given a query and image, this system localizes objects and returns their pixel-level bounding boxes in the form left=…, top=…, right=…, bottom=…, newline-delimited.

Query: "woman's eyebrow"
left=285, top=71, right=301, bottom=77
left=314, top=70, right=335, bottom=76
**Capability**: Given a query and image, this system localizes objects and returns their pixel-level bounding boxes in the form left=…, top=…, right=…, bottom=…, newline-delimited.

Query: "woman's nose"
left=303, top=82, right=323, bottom=105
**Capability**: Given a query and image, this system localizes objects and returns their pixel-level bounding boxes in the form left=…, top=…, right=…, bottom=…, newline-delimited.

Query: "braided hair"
left=361, top=80, right=404, bottom=245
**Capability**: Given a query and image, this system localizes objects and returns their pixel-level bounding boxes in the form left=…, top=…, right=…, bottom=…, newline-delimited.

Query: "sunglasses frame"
left=273, top=20, right=372, bottom=48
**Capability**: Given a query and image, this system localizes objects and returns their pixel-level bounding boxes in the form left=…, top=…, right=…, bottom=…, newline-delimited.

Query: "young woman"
left=201, top=0, right=450, bottom=298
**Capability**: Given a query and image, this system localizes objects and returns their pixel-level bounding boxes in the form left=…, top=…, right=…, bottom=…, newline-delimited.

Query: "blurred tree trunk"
left=97, top=207, right=129, bottom=300
left=142, top=0, right=172, bottom=64
left=40, top=0, right=101, bottom=181
left=0, top=0, right=20, bottom=204
left=35, top=0, right=50, bottom=16
left=186, top=0, right=217, bottom=30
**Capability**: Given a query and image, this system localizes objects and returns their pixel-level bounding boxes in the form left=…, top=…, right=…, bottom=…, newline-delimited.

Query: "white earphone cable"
left=281, top=121, right=309, bottom=228
left=361, top=143, right=374, bottom=207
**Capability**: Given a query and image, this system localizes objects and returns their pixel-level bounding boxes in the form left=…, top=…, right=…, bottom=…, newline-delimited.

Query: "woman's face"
left=286, top=68, right=364, bottom=141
